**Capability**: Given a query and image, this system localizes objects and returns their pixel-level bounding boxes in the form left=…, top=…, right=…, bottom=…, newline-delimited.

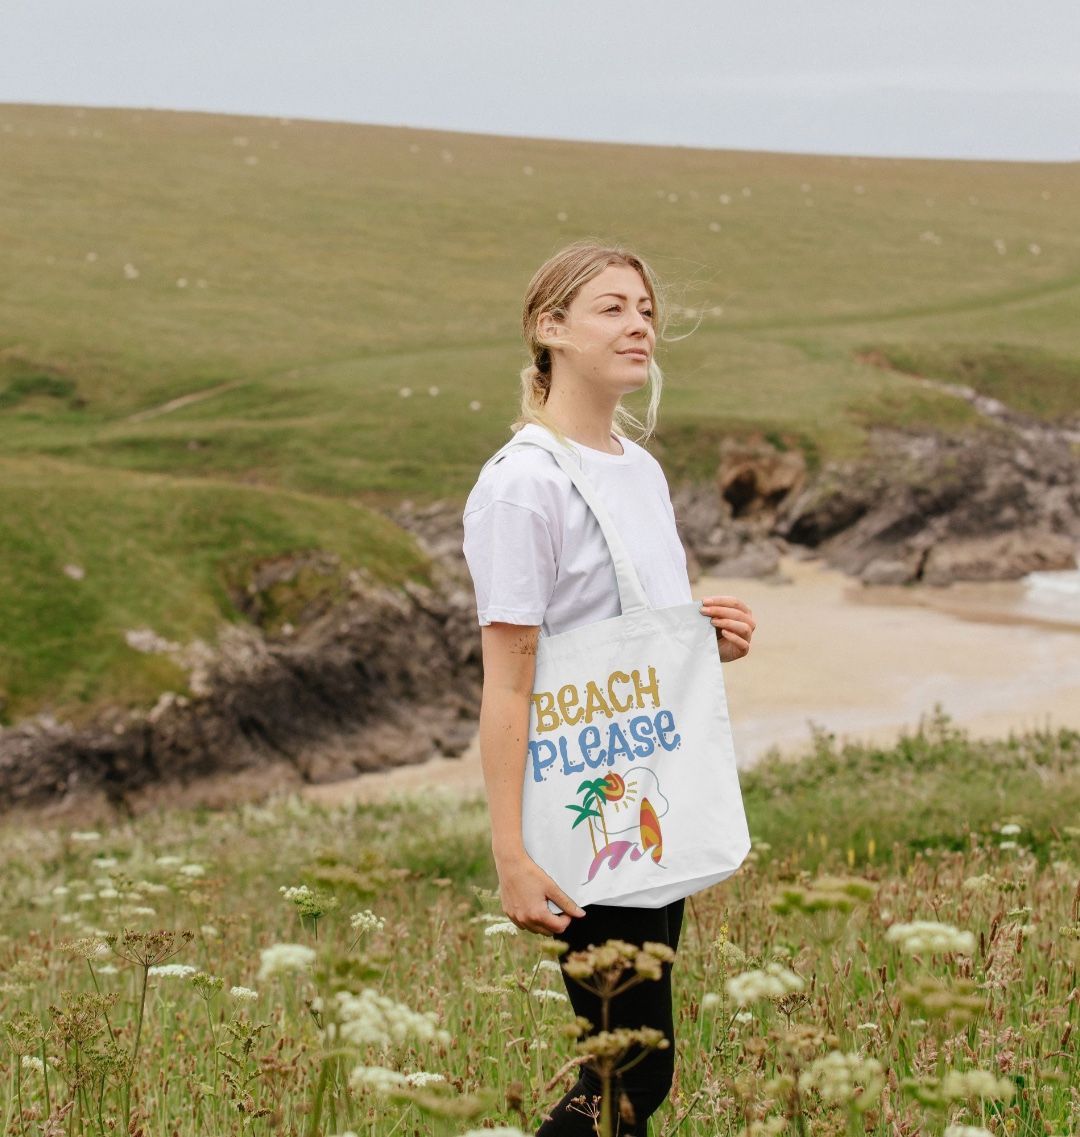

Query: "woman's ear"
left=538, top=310, right=562, bottom=342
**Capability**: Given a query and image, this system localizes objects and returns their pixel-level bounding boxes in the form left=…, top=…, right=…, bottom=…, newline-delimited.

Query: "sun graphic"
left=602, top=771, right=639, bottom=814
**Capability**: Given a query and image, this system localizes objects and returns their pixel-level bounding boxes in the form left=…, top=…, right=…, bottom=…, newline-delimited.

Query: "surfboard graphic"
left=639, top=797, right=663, bottom=864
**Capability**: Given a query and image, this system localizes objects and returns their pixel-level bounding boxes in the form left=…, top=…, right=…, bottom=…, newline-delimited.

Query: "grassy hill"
left=1, top=102, right=1078, bottom=722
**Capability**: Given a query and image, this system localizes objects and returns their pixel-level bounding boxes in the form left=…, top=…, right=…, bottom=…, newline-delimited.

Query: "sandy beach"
left=302, top=554, right=1080, bottom=807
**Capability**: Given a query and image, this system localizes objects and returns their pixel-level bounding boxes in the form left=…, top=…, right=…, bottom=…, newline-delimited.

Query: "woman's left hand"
left=700, top=595, right=756, bottom=662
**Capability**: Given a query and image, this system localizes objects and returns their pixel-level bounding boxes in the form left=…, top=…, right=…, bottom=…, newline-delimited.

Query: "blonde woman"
left=462, top=240, right=755, bottom=1135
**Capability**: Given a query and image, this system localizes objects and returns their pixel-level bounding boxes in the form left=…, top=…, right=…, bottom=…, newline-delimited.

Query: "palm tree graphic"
left=565, top=778, right=611, bottom=856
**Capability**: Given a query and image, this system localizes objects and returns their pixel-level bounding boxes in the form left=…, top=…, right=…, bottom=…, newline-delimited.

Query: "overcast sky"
left=4, top=1, right=1079, bottom=162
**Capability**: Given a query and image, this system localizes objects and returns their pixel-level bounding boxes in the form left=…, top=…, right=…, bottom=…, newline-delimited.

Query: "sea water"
left=1021, top=564, right=1080, bottom=625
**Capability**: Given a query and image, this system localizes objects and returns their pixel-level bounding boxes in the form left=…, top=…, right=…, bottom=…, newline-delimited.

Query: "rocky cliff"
left=2, top=401, right=1076, bottom=818
left=0, top=555, right=481, bottom=819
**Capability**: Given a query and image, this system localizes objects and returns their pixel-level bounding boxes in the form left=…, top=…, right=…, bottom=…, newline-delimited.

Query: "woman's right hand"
left=495, top=850, right=586, bottom=935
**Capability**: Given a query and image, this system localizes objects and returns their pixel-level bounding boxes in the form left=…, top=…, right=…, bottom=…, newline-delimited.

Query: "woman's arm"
left=479, top=621, right=586, bottom=935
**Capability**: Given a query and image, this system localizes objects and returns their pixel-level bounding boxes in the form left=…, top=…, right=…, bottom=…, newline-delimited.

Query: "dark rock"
left=775, top=425, right=1080, bottom=584
left=0, top=551, right=483, bottom=818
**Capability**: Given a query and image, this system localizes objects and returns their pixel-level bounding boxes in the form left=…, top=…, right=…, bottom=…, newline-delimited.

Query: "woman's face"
left=543, top=263, right=656, bottom=396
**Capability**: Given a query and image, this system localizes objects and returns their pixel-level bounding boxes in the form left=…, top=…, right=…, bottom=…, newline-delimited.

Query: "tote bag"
left=481, top=429, right=751, bottom=908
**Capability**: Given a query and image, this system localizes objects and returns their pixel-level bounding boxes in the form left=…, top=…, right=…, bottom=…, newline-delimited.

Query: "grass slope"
left=1, top=102, right=1078, bottom=720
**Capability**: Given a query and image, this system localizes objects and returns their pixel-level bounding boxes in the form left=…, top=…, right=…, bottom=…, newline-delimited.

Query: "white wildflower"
left=469, top=400, right=481, bottom=411
left=399, top=387, right=412, bottom=398
left=96, top=964, right=119, bottom=974
left=962, top=874, right=997, bottom=893
left=51, top=885, right=70, bottom=897
left=484, top=921, right=519, bottom=938
left=350, top=910, right=386, bottom=934
left=798, top=1050, right=884, bottom=1108
left=97, top=888, right=119, bottom=900
left=123, top=263, right=139, bottom=279
left=405, top=1071, right=446, bottom=1086
left=327, top=989, right=448, bottom=1049
left=70, top=831, right=101, bottom=842
left=701, top=992, right=721, bottom=1010
left=999, top=840, right=1018, bottom=850
left=725, top=962, right=805, bottom=1006
left=532, top=989, right=567, bottom=1002
left=21, top=1056, right=45, bottom=1073
left=92, top=857, right=118, bottom=869
left=534, top=959, right=561, bottom=975
left=734, top=1010, right=753, bottom=1023
left=884, top=920, right=975, bottom=955
left=147, top=963, right=197, bottom=979
left=178, top=863, right=205, bottom=877
left=230, top=985, right=259, bottom=1002
left=944, top=1127, right=994, bottom=1137
left=428, top=385, right=439, bottom=396
left=257, top=942, right=316, bottom=980
left=279, top=884, right=312, bottom=901
left=999, top=823, right=1021, bottom=836
left=128, top=906, right=156, bottom=917
left=201, top=924, right=219, bottom=938
left=940, top=1069, right=1015, bottom=1101
left=348, top=1064, right=407, bottom=1091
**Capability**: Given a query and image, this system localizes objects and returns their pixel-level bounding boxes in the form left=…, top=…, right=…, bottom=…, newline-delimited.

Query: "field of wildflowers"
left=1, top=709, right=1077, bottom=1136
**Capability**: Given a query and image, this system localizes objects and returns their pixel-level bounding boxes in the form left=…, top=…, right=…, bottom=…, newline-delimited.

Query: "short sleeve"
left=462, top=500, right=557, bottom=626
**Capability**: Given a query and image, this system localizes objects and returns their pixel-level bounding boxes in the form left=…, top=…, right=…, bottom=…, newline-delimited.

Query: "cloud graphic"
left=602, top=766, right=669, bottom=836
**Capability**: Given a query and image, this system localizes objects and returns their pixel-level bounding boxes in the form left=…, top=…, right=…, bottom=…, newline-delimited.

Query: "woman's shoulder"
left=464, top=432, right=570, bottom=518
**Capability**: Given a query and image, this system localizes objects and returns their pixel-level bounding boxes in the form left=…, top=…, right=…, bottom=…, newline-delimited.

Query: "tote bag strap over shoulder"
left=480, top=428, right=651, bottom=617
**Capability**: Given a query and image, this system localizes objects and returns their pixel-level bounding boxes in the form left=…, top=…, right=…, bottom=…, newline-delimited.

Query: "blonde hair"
left=513, top=239, right=666, bottom=445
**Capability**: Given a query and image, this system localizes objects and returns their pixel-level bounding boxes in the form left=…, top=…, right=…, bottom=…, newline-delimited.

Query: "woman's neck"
left=542, top=377, right=621, bottom=454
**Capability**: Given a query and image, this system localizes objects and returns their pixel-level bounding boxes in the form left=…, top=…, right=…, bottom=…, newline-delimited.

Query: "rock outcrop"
left=775, top=423, right=1080, bottom=585
left=0, top=553, right=482, bottom=819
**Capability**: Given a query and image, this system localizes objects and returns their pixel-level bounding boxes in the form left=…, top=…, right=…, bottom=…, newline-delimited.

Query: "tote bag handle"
left=484, top=429, right=651, bottom=617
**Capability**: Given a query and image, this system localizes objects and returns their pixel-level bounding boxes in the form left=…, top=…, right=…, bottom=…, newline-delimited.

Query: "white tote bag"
left=483, top=429, right=751, bottom=908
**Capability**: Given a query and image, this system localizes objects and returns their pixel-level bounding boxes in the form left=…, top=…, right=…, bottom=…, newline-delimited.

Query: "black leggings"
left=536, top=898, right=685, bottom=1137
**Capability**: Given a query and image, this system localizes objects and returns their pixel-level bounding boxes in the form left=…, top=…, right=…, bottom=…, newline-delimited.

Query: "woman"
left=462, top=240, right=756, bottom=1135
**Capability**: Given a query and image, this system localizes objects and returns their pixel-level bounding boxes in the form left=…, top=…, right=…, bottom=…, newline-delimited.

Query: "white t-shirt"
left=462, top=422, right=693, bottom=637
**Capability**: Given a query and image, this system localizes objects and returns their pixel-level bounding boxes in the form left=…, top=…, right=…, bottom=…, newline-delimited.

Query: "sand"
left=301, top=555, right=1080, bottom=807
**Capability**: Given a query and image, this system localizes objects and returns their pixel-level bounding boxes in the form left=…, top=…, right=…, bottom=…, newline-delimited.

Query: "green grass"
left=0, top=455, right=429, bottom=722
left=855, top=342, right=1080, bottom=421
left=0, top=711, right=1076, bottom=1135
left=1, top=102, right=1079, bottom=717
